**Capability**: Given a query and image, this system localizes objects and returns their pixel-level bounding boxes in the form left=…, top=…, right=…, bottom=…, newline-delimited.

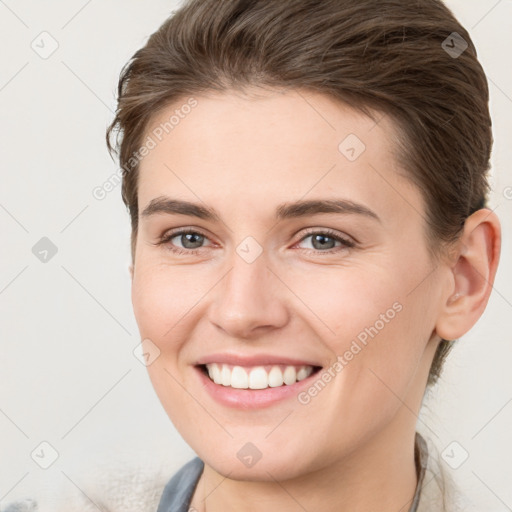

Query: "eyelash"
left=155, top=228, right=356, bottom=256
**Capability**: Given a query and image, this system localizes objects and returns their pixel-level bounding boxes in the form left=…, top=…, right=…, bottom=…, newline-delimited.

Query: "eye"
left=155, top=229, right=212, bottom=255
left=154, top=227, right=356, bottom=256
left=295, top=228, right=355, bottom=254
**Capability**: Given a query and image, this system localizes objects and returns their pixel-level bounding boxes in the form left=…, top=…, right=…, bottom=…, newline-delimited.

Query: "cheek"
left=131, top=265, right=203, bottom=432
left=285, top=261, right=406, bottom=346
left=131, top=263, right=204, bottom=340
left=287, top=259, right=433, bottom=389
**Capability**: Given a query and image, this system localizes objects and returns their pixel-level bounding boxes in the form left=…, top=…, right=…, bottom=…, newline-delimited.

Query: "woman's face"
left=132, top=88, right=448, bottom=479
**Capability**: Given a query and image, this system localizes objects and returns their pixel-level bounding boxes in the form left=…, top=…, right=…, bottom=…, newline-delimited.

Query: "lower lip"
left=194, top=366, right=321, bottom=409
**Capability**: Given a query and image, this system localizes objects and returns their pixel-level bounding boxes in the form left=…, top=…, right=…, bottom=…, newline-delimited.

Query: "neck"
left=192, top=416, right=419, bottom=512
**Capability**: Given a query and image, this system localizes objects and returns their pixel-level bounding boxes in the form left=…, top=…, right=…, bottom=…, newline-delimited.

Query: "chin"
left=197, top=440, right=317, bottom=482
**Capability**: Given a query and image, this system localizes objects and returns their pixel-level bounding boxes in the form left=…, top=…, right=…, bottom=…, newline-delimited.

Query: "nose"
left=207, top=250, right=289, bottom=340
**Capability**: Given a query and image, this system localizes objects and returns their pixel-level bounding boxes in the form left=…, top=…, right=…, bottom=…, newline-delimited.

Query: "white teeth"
left=248, top=366, right=268, bottom=389
left=204, top=363, right=315, bottom=389
left=221, top=365, right=231, bottom=386
left=268, top=366, right=284, bottom=387
left=231, top=366, right=249, bottom=389
left=211, top=363, right=222, bottom=384
left=283, top=366, right=296, bottom=385
left=297, top=367, right=311, bottom=381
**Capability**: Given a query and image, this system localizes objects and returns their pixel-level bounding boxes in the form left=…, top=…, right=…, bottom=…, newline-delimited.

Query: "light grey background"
left=1, top=0, right=511, bottom=509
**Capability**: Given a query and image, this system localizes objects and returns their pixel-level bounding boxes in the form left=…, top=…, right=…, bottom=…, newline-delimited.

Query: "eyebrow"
left=140, top=196, right=380, bottom=223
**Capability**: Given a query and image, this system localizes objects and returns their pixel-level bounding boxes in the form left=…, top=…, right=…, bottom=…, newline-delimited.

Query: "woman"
left=2, top=0, right=501, bottom=511
left=107, top=0, right=501, bottom=510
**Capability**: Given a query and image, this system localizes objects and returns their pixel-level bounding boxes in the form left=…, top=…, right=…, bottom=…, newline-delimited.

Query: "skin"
left=130, top=87, right=501, bottom=512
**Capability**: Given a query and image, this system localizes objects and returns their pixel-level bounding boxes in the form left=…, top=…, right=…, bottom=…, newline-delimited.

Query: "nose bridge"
left=208, top=245, right=288, bottom=337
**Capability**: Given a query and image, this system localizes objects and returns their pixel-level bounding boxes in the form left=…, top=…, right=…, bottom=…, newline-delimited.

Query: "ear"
left=435, top=208, right=501, bottom=341
left=129, top=263, right=134, bottom=280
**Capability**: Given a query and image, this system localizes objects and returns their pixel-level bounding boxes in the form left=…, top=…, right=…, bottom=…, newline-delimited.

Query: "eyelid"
left=296, top=227, right=355, bottom=244
left=293, top=227, right=356, bottom=251
left=155, top=226, right=356, bottom=255
left=159, top=226, right=211, bottom=241
left=157, top=227, right=214, bottom=247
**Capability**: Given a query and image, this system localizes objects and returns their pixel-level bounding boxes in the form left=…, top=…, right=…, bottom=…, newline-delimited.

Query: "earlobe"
left=435, top=208, right=501, bottom=341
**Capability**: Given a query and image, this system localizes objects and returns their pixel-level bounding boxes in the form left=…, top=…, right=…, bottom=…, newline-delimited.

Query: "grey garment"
left=0, top=499, right=37, bottom=512
left=156, top=432, right=428, bottom=512
left=156, top=456, right=204, bottom=512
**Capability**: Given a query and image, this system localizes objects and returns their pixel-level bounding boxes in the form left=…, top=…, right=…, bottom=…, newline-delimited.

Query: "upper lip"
left=195, top=353, right=322, bottom=367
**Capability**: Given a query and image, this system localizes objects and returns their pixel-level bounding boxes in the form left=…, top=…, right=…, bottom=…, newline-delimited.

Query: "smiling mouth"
left=198, top=363, right=322, bottom=390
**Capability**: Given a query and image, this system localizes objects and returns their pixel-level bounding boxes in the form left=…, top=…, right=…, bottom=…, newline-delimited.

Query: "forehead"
left=137, top=88, right=422, bottom=225
left=143, top=87, right=395, bottom=162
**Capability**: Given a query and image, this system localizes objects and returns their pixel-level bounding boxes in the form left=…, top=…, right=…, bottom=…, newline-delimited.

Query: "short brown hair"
left=106, top=0, right=493, bottom=387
